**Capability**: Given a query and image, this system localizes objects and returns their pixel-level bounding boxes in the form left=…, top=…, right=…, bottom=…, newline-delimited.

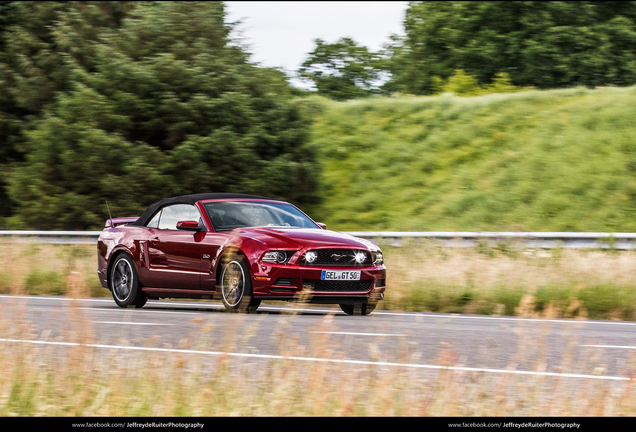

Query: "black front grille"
left=299, top=249, right=371, bottom=267
left=302, top=279, right=373, bottom=293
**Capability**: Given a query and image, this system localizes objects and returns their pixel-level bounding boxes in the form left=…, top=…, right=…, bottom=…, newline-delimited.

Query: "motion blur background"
left=3, top=2, right=636, bottom=418
left=2, top=1, right=636, bottom=233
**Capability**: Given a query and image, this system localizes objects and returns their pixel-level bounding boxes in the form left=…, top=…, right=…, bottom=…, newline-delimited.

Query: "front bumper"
left=251, top=263, right=386, bottom=303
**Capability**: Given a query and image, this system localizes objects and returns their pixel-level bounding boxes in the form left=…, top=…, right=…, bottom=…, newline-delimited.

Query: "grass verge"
left=1, top=241, right=636, bottom=321
left=382, top=240, right=636, bottom=321
left=0, top=242, right=106, bottom=298
left=299, top=86, right=636, bottom=233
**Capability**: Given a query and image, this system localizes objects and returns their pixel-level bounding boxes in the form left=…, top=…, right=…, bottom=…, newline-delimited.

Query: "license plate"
left=321, top=270, right=361, bottom=281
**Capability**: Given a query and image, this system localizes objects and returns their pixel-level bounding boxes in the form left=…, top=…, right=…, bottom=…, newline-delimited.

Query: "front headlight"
left=262, top=251, right=290, bottom=264
left=373, top=251, right=384, bottom=265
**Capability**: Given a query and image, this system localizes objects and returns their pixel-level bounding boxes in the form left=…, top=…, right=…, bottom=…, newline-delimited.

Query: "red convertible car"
left=97, top=193, right=386, bottom=315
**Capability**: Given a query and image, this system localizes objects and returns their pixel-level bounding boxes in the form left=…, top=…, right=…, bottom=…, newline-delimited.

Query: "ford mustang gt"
left=97, top=193, right=386, bottom=315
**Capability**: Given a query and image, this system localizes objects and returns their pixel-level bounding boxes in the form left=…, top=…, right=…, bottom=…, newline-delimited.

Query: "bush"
left=437, top=70, right=534, bottom=96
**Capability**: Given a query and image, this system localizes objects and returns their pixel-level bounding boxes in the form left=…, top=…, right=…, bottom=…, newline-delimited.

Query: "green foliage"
left=0, top=1, right=318, bottom=229
left=485, top=72, right=527, bottom=94
left=306, top=86, right=636, bottom=233
left=435, top=70, right=533, bottom=96
left=24, top=269, right=66, bottom=296
left=386, top=1, right=636, bottom=95
left=441, top=70, right=482, bottom=96
left=298, top=37, right=385, bottom=100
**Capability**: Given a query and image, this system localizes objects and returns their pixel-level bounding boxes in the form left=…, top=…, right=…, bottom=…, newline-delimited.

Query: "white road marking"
left=79, top=307, right=206, bottom=316
left=3, top=294, right=636, bottom=327
left=0, top=337, right=630, bottom=382
left=93, top=321, right=174, bottom=326
left=259, top=305, right=338, bottom=314
left=0, top=295, right=112, bottom=303
left=0, top=295, right=221, bottom=309
left=310, top=331, right=406, bottom=337
left=374, top=311, right=636, bottom=326
left=580, top=344, right=636, bottom=349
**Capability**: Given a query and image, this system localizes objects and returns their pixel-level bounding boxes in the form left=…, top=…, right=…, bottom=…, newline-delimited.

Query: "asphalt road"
left=1, top=294, right=635, bottom=382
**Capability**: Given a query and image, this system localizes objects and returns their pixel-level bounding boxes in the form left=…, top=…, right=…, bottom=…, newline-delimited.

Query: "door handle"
left=150, top=237, right=159, bottom=245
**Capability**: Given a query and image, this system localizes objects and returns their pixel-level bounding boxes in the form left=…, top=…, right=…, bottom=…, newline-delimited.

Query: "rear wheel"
left=339, top=301, right=376, bottom=316
left=220, top=254, right=260, bottom=313
left=110, top=253, right=147, bottom=308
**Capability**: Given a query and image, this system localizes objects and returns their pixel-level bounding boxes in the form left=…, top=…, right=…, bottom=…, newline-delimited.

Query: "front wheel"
left=220, top=254, right=260, bottom=313
left=110, top=253, right=147, bottom=308
left=339, top=301, right=376, bottom=316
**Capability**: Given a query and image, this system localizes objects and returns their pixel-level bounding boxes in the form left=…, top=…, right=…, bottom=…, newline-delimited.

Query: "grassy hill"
left=300, top=86, right=636, bottom=232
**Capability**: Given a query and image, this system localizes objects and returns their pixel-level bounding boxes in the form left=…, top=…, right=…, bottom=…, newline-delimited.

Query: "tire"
left=110, top=253, right=147, bottom=308
left=220, top=254, right=261, bottom=313
left=339, top=301, right=376, bottom=316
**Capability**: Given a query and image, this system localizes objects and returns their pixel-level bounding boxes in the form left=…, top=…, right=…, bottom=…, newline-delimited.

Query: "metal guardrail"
left=1, top=230, right=636, bottom=249
left=0, top=231, right=101, bottom=244
left=346, top=232, right=636, bottom=249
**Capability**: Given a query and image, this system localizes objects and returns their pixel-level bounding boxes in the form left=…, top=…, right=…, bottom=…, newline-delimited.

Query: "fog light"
left=354, top=251, right=366, bottom=264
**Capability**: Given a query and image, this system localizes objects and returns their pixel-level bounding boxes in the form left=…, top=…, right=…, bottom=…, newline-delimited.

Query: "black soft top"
left=130, top=193, right=273, bottom=226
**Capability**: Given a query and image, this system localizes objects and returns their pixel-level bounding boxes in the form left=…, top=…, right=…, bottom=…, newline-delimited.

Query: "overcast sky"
left=225, top=1, right=409, bottom=87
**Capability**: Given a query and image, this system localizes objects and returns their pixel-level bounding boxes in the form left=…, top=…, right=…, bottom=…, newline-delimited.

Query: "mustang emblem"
left=331, top=253, right=349, bottom=262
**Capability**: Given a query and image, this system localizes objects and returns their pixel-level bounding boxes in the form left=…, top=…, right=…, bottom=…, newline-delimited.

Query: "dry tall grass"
left=0, top=242, right=102, bottom=298
left=382, top=240, right=636, bottom=320
left=1, top=296, right=635, bottom=416
left=2, top=241, right=636, bottom=320
left=1, top=241, right=636, bottom=415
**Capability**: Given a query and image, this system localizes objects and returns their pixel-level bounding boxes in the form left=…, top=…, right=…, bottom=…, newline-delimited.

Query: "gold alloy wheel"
left=221, top=260, right=245, bottom=308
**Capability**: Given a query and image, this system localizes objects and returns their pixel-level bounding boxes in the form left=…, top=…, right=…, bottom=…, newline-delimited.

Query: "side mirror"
left=176, top=220, right=202, bottom=232
left=316, top=222, right=327, bottom=230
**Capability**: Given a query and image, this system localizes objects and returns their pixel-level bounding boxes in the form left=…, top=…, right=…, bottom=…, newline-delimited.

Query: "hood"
left=232, top=227, right=379, bottom=250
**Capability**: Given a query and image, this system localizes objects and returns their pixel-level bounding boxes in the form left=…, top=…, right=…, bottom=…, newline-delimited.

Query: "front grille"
left=302, top=279, right=373, bottom=293
left=299, top=249, right=371, bottom=267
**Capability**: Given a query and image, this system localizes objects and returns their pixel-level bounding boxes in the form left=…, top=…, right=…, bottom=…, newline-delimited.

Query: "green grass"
left=300, top=86, right=636, bottom=232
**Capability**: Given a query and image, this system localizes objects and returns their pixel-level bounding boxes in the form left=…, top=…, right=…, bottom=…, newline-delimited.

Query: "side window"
left=158, top=204, right=202, bottom=230
left=146, top=211, right=161, bottom=229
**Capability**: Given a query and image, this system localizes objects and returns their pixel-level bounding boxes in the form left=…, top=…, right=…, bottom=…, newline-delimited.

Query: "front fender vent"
left=273, top=278, right=293, bottom=287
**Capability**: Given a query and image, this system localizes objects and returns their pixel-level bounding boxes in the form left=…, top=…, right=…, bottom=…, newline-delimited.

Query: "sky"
left=224, top=1, right=409, bottom=87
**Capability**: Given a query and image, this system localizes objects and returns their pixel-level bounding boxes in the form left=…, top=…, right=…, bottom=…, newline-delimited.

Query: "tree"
left=0, top=1, right=135, bottom=222
left=4, top=2, right=318, bottom=229
left=386, top=1, right=636, bottom=94
left=298, top=37, right=385, bottom=100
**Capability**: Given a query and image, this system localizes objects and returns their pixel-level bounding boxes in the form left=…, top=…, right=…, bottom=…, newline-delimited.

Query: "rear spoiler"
left=105, top=217, right=139, bottom=228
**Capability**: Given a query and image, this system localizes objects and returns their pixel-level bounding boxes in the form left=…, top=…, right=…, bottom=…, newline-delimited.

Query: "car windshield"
left=203, top=201, right=319, bottom=231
